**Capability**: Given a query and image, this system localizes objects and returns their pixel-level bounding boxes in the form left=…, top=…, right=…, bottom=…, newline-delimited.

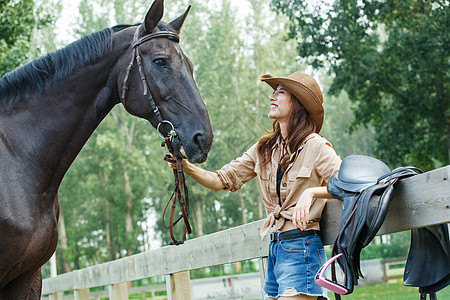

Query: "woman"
left=169, top=71, right=341, bottom=299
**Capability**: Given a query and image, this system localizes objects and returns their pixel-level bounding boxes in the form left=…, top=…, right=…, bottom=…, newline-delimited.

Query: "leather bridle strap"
left=162, top=138, right=192, bottom=245
left=121, top=26, right=191, bottom=245
left=121, top=27, right=179, bottom=126
left=132, top=31, right=179, bottom=48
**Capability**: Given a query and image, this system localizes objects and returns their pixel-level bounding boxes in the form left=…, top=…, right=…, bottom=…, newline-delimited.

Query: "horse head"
left=118, top=0, right=213, bottom=163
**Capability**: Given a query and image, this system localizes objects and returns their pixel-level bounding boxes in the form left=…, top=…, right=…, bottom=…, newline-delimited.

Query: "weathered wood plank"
left=43, top=273, right=74, bottom=295
left=108, top=282, right=128, bottom=300
left=166, top=271, right=191, bottom=300
left=48, top=293, right=63, bottom=300
left=74, top=288, right=89, bottom=300
left=320, top=165, right=450, bottom=244
left=42, top=166, right=450, bottom=295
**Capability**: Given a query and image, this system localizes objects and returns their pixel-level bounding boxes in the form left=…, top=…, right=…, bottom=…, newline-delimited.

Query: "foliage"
left=272, top=0, right=449, bottom=170
left=18, top=0, right=384, bottom=273
left=325, top=231, right=411, bottom=263
left=319, top=70, right=375, bottom=158
left=360, top=231, right=411, bottom=260
left=0, top=0, right=53, bottom=74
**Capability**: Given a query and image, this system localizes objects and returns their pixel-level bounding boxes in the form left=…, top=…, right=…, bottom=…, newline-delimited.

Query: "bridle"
left=121, top=25, right=192, bottom=245
left=121, top=26, right=179, bottom=131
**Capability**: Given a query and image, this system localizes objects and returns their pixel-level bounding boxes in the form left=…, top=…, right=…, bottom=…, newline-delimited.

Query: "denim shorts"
left=263, top=233, right=328, bottom=299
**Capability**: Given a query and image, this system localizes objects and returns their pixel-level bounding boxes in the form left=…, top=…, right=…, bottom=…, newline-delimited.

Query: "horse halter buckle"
left=157, top=120, right=176, bottom=140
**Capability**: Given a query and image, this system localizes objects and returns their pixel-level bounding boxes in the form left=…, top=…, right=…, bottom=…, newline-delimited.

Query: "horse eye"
left=153, top=58, right=168, bottom=67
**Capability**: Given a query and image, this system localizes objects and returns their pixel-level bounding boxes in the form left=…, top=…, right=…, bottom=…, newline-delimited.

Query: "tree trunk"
left=99, top=171, right=114, bottom=261
left=124, top=168, right=134, bottom=255
left=102, top=196, right=114, bottom=261
left=195, top=201, right=204, bottom=237
left=238, top=191, right=247, bottom=224
left=57, top=204, right=72, bottom=272
left=257, top=185, right=264, bottom=219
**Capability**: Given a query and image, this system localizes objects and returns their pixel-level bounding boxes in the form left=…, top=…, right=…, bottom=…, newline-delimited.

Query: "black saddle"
left=320, top=155, right=449, bottom=299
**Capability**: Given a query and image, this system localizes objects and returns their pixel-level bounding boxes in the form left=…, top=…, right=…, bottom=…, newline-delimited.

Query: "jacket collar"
left=274, top=132, right=318, bottom=152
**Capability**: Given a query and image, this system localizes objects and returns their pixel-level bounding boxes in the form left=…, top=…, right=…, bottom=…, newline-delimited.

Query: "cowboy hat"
left=260, top=71, right=324, bottom=132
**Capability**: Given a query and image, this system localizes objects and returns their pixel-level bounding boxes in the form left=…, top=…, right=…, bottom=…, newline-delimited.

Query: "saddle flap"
left=404, top=225, right=450, bottom=292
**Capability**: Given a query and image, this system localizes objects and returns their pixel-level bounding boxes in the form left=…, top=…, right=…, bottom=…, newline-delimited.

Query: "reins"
left=162, top=142, right=192, bottom=245
left=121, top=25, right=192, bottom=245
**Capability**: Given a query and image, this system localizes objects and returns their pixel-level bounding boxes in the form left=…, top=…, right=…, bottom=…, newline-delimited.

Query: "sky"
left=56, top=0, right=252, bottom=45
left=55, top=0, right=80, bottom=44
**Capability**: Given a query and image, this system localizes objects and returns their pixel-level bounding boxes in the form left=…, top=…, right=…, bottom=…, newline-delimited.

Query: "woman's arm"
left=292, top=186, right=331, bottom=230
left=168, top=158, right=225, bottom=191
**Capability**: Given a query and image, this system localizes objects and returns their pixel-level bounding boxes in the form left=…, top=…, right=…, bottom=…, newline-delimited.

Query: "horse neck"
left=2, top=51, right=126, bottom=194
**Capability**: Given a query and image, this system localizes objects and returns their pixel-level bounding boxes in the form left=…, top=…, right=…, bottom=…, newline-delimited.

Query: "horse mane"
left=0, top=25, right=133, bottom=108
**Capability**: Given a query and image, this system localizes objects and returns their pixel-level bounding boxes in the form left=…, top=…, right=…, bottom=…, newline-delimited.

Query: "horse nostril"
left=193, top=132, right=205, bottom=149
left=188, top=131, right=212, bottom=163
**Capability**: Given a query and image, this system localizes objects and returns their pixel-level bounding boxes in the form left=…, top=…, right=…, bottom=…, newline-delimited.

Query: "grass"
left=109, top=280, right=450, bottom=300
left=67, top=279, right=450, bottom=300
left=333, top=279, right=450, bottom=300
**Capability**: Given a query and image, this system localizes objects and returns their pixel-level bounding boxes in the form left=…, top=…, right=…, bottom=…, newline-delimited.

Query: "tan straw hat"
left=260, top=71, right=324, bottom=132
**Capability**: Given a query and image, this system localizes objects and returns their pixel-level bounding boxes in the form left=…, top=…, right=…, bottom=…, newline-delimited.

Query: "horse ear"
left=144, top=0, right=164, bottom=33
left=168, top=5, right=191, bottom=33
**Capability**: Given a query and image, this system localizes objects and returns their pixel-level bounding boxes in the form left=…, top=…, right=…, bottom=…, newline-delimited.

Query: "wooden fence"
left=41, top=166, right=450, bottom=299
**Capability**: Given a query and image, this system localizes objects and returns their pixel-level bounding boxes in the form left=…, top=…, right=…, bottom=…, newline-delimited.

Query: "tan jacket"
left=216, top=133, right=341, bottom=239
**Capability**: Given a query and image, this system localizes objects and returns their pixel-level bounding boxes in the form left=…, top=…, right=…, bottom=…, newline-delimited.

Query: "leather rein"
left=121, top=26, right=192, bottom=245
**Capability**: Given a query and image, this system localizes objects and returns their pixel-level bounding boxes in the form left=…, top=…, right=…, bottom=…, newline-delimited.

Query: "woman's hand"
left=166, top=153, right=225, bottom=191
left=292, top=186, right=331, bottom=230
left=166, top=147, right=188, bottom=170
left=292, top=189, right=314, bottom=231
left=166, top=154, right=187, bottom=170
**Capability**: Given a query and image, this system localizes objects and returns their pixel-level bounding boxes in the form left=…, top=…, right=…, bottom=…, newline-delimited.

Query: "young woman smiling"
left=169, top=71, right=341, bottom=300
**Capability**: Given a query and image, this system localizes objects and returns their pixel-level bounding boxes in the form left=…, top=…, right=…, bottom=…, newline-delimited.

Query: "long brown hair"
left=257, top=94, right=317, bottom=167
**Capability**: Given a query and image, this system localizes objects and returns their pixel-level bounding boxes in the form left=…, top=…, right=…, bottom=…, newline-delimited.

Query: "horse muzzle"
left=175, top=129, right=212, bottom=163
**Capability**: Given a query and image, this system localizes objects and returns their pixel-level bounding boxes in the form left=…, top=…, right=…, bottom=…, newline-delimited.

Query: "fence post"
left=259, top=257, right=268, bottom=299
left=48, top=292, right=63, bottom=300
left=166, top=271, right=191, bottom=300
left=74, top=288, right=90, bottom=300
left=108, top=282, right=128, bottom=300
left=381, top=259, right=388, bottom=282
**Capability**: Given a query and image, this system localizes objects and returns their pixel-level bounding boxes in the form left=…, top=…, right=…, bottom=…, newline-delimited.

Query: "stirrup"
left=315, top=253, right=349, bottom=295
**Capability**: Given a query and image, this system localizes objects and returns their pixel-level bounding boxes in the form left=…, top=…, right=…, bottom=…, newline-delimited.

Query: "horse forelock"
left=156, top=22, right=171, bottom=32
left=0, top=25, right=132, bottom=109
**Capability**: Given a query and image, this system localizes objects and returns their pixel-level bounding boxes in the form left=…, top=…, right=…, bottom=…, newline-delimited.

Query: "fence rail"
left=41, top=166, right=450, bottom=299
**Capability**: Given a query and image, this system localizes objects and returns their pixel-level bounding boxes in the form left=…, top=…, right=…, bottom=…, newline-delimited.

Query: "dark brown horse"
left=0, top=0, right=212, bottom=298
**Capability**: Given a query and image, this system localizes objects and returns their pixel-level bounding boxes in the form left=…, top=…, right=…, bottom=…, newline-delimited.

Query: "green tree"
left=55, top=0, right=170, bottom=270
left=272, top=0, right=449, bottom=170
left=40, top=0, right=377, bottom=274
left=0, top=0, right=52, bottom=74
left=319, top=69, right=376, bottom=158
